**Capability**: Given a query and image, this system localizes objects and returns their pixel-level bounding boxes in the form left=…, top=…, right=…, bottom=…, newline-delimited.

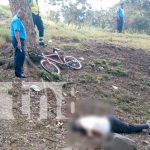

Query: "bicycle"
left=28, top=48, right=82, bottom=74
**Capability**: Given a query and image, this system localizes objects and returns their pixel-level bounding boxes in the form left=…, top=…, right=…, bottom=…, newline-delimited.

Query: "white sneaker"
left=146, top=120, right=150, bottom=128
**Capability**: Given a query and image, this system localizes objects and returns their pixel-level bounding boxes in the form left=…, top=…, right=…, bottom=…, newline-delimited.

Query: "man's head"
left=17, top=8, right=26, bottom=20
left=120, top=2, right=124, bottom=8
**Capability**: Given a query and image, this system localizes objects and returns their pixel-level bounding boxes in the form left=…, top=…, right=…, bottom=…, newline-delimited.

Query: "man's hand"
left=15, top=31, right=21, bottom=49
left=17, top=41, right=21, bottom=49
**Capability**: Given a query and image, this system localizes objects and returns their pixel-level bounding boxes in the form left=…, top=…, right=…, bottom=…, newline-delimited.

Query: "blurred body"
left=71, top=115, right=150, bottom=138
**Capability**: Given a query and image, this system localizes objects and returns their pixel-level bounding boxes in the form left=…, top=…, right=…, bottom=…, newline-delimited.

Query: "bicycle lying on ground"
left=28, top=48, right=82, bottom=74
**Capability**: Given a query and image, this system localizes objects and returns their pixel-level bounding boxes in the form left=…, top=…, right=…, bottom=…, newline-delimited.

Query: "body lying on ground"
left=71, top=115, right=150, bottom=138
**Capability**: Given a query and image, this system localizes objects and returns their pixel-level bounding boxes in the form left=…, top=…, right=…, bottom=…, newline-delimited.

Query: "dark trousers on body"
left=12, top=37, right=25, bottom=76
left=32, top=13, right=44, bottom=37
left=117, top=17, right=124, bottom=33
left=109, top=116, right=149, bottom=134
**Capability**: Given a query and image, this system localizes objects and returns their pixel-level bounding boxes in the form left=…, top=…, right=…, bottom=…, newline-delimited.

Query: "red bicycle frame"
left=41, top=52, right=65, bottom=65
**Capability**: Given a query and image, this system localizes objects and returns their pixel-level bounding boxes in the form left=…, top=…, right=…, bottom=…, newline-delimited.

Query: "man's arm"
left=15, top=31, right=21, bottom=49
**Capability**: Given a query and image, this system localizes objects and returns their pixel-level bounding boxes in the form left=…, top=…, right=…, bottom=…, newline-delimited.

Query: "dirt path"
left=0, top=40, right=150, bottom=149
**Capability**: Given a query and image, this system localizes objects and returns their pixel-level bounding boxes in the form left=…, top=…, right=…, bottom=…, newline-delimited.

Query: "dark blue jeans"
left=117, top=17, right=124, bottom=33
left=12, top=37, right=25, bottom=76
left=32, top=13, right=44, bottom=37
left=109, top=116, right=149, bottom=134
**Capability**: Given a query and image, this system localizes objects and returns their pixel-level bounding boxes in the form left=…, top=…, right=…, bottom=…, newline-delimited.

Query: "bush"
left=39, top=69, right=65, bottom=82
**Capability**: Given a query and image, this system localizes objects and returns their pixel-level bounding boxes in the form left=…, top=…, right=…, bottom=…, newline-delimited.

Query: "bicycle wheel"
left=40, top=59, right=61, bottom=74
left=64, top=56, right=82, bottom=70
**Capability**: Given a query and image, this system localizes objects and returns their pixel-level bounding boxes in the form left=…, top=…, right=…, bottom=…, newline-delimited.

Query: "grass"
left=39, top=69, right=66, bottom=82
left=0, top=18, right=150, bottom=50
left=0, top=5, right=150, bottom=50
left=0, top=25, right=10, bottom=46
left=8, top=88, right=19, bottom=97
left=89, top=58, right=128, bottom=77
left=0, top=5, right=11, bottom=18
left=45, top=21, right=150, bottom=50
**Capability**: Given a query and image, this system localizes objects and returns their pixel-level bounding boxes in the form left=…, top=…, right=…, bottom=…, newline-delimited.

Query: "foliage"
left=39, top=69, right=65, bottom=82
left=90, top=59, right=128, bottom=77
left=0, top=5, right=11, bottom=17
left=61, top=0, right=91, bottom=25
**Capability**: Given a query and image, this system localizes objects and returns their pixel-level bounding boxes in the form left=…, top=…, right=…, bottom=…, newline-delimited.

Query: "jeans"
left=117, top=17, right=124, bottom=33
left=108, top=116, right=149, bottom=134
left=12, top=37, right=25, bottom=76
left=32, top=13, right=44, bottom=37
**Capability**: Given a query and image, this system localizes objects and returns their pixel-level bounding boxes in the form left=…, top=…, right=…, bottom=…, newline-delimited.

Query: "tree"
left=9, top=0, right=36, bottom=47
left=62, top=0, right=91, bottom=26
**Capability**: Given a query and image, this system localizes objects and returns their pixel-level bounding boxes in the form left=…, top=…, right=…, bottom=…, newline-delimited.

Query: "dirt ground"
left=0, top=39, right=150, bottom=150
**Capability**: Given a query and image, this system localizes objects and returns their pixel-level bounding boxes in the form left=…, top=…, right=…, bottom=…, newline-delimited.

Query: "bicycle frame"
left=41, top=52, right=65, bottom=65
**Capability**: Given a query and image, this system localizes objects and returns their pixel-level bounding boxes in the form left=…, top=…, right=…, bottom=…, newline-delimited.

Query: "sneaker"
left=16, top=74, right=26, bottom=78
left=146, top=120, right=150, bottom=128
left=146, top=120, right=150, bottom=135
left=39, top=41, right=45, bottom=46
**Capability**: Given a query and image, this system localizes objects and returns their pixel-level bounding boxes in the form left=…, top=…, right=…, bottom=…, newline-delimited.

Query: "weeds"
left=8, top=89, right=18, bottom=97
left=90, top=59, right=128, bottom=77
left=96, top=74, right=113, bottom=84
left=39, top=69, right=66, bottom=82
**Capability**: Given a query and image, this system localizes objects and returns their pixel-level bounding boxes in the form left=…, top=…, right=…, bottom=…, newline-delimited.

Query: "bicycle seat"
left=53, top=48, right=60, bottom=53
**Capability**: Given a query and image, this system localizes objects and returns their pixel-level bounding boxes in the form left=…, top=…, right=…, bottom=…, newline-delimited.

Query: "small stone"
left=63, top=92, right=67, bottom=97
left=143, top=140, right=150, bottom=145
left=79, top=57, right=85, bottom=61
left=112, top=85, right=119, bottom=90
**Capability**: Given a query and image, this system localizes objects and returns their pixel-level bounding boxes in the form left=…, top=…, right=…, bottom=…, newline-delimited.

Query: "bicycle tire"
left=64, top=56, right=82, bottom=70
left=40, top=59, right=61, bottom=74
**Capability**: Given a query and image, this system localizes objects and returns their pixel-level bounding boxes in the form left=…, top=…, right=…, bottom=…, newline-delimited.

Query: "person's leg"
left=119, top=19, right=122, bottom=33
left=20, top=39, right=26, bottom=74
left=12, top=38, right=22, bottom=77
left=109, top=116, right=149, bottom=134
left=14, top=49, right=22, bottom=77
left=32, top=13, right=36, bottom=26
left=120, top=18, right=124, bottom=33
left=117, top=19, right=120, bottom=32
left=35, top=14, right=44, bottom=45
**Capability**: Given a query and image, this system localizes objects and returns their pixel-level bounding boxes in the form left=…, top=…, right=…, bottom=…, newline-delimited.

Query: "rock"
left=145, top=145, right=150, bottom=150
left=143, top=140, right=150, bottom=145
left=112, top=85, right=119, bottom=90
left=48, top=39, right=52, bottom=43
left=30, top=85, right=41, bottom=92
left=104, top=134, right=138, bottom=150
left=79, top=57, right=85, bottom=61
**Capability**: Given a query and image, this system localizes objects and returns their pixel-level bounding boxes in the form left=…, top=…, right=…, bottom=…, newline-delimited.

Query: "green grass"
left=0, top=5, right=11, bottom=18
left=39, top=69, right=66, bottom=82
left=0, top=25, right=11, bottom=45
left=45, top=21, right=150, bottom=50
left=89, top=58, right=128, bottom=77
left=0, top=15, right=150, bottom=50
left=0, top=5, right=150, bottom=50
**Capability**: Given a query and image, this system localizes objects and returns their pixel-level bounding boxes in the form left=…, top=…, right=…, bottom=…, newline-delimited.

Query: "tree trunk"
left=9, top=0, right=36, bottom=48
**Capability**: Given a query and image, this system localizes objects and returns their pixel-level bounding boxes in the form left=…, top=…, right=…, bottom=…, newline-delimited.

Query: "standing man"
left=10, top=8, right=26, bottom=78
left=28, top=0, right=45, bottom=46
left=116, top=2, right=125, bottom=33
